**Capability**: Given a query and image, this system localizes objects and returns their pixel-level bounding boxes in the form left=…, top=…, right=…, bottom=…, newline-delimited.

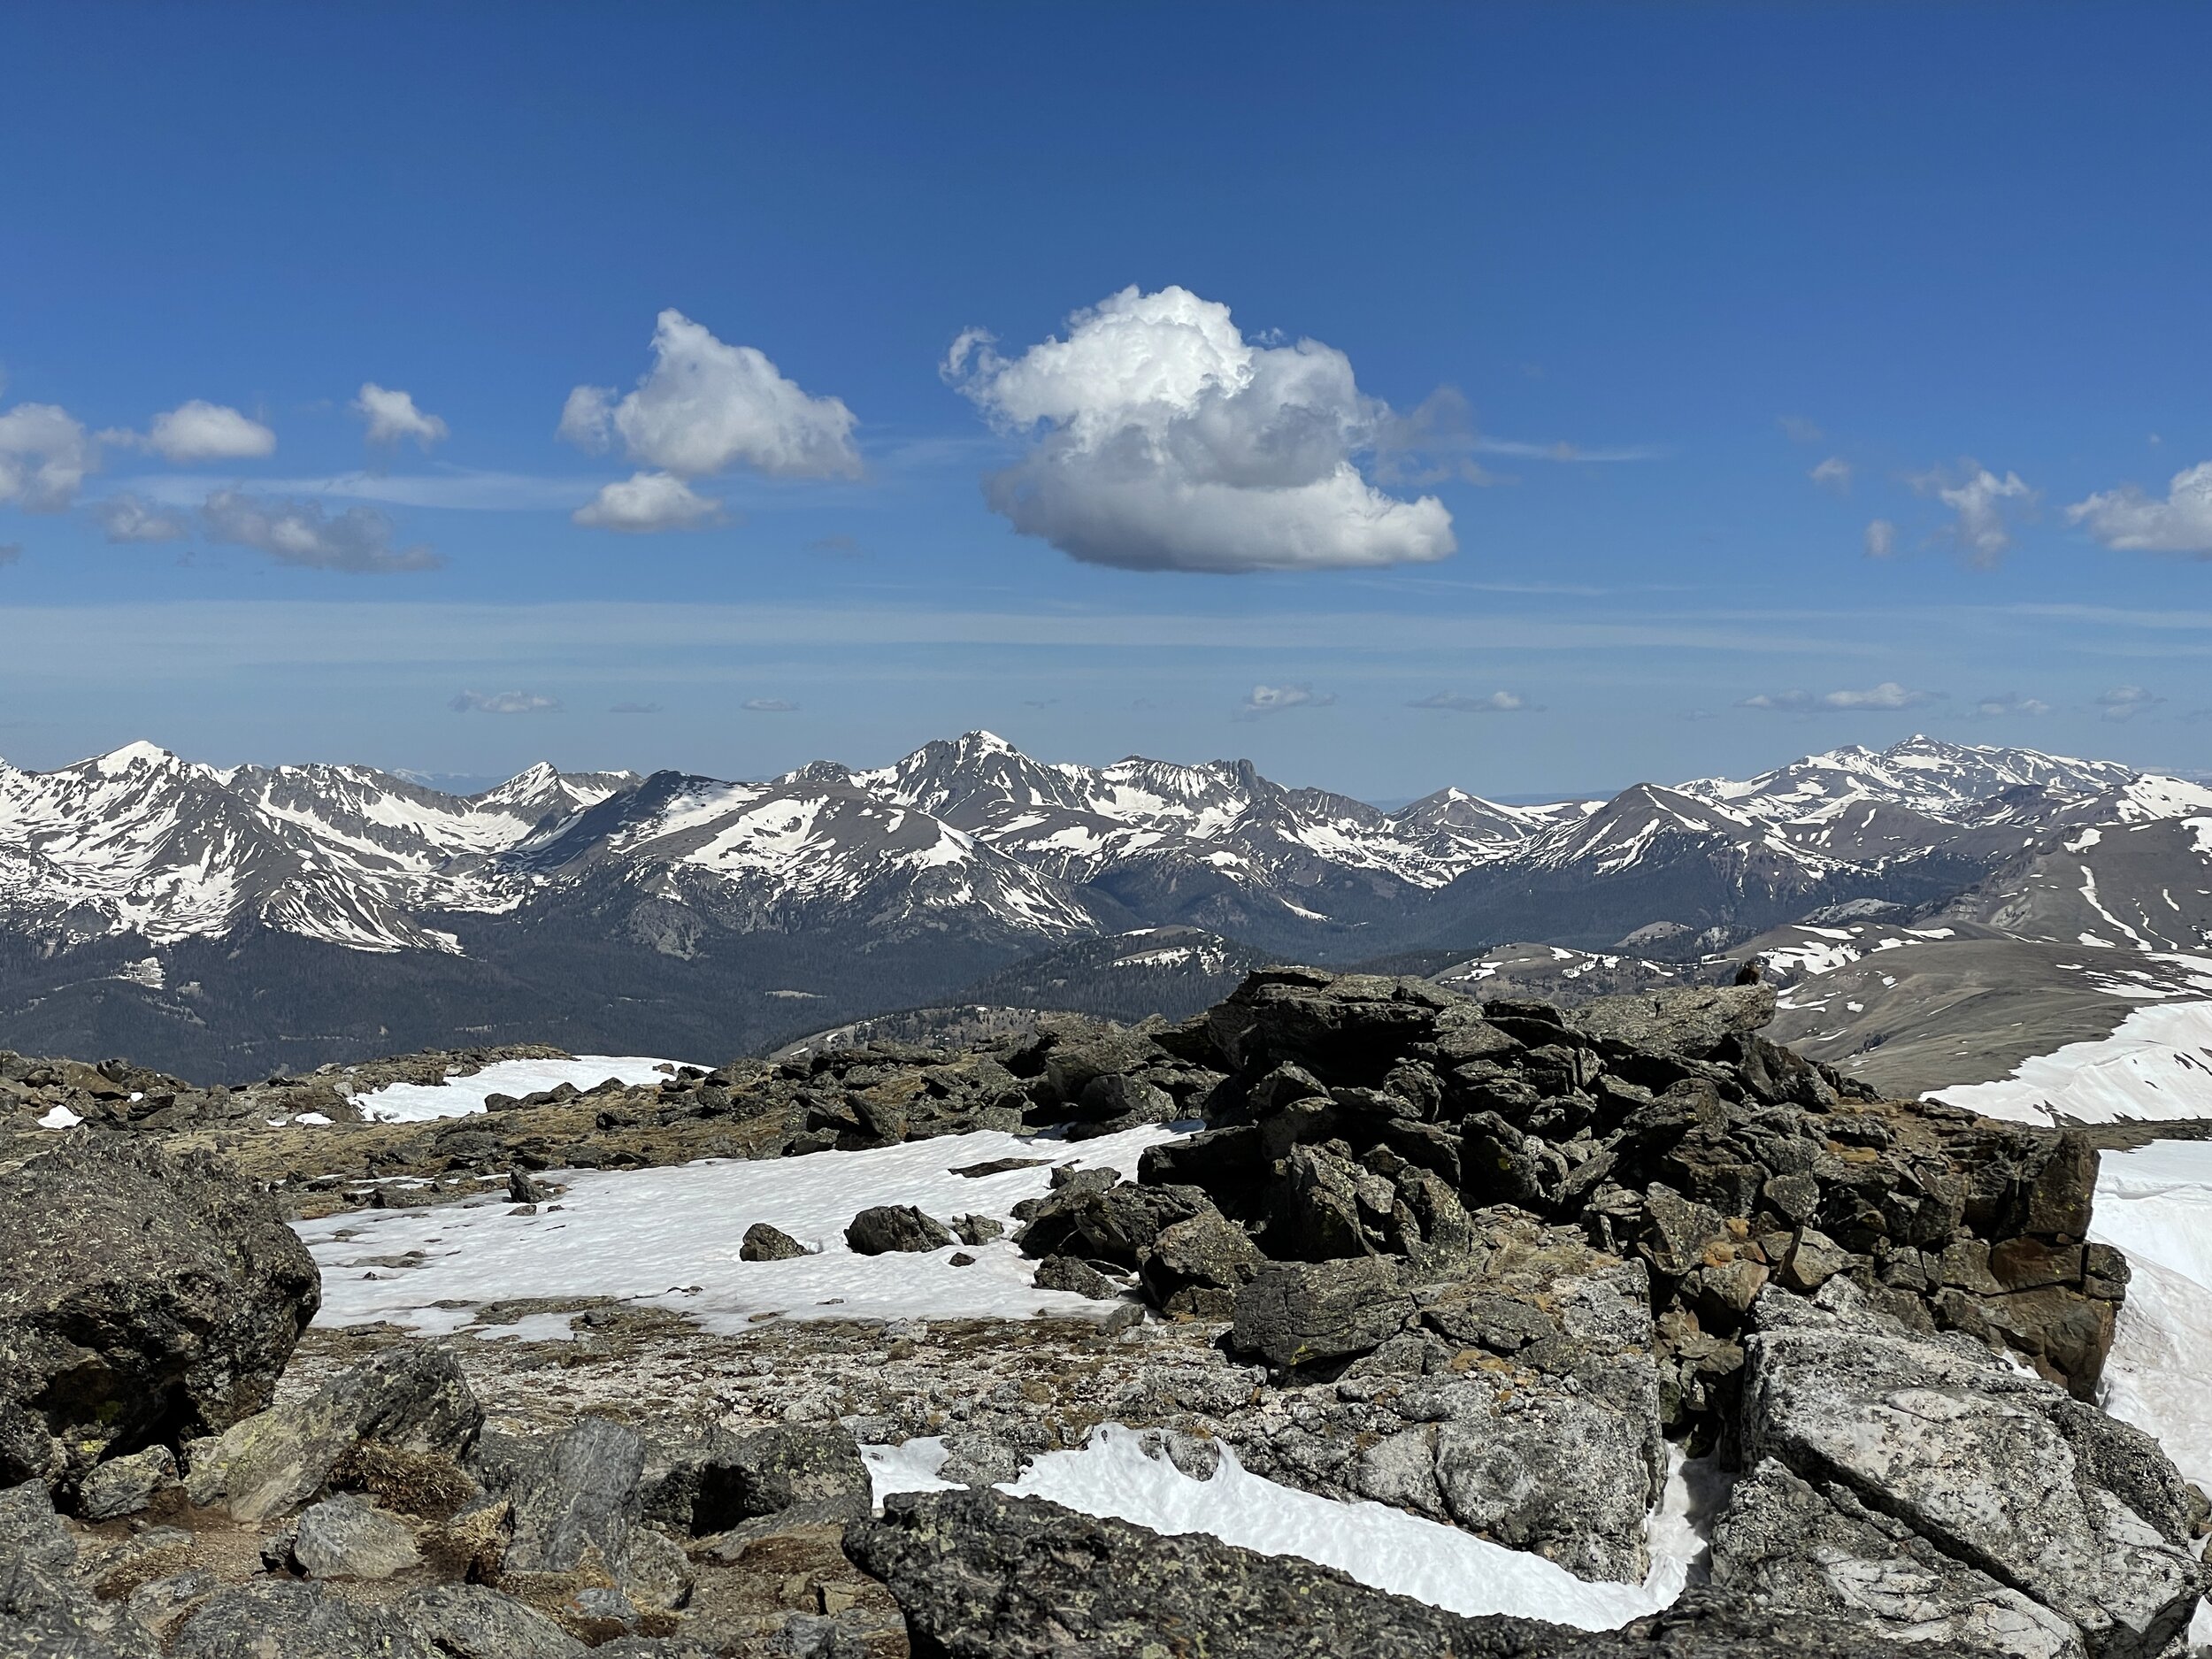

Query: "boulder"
left=290, top=1492, right=423, bottom=1579
left=186, top=1342, right=481, bottom=1523
left=1141, top=1211, right=1264, bottom=1317
left=472, top=1417, right=694, bottom=1613
left=1033, top=1256, right=1120, bottom=1300
left=1713, top=1456, right=2085, bottom=1659
left=172, top=1582, right=433, bottom=1659
left=1571, top=984, right=1778, bottom=1058
left=845, top=1486, right=1951, bottom=1659
left=843, top=1206, right=954, bottom=1255
left=73, top=1446, right=177, bottom=1523
left=739, top=1223, right=809, bottom=1262
left=1231, top=1257, right=1411, bottom=1371
left=392, top=1585, right=584, bottom=1659
left=1726, top=1290, right=2207, bottom=1658
left=0, top=1141, right=319, bottom=1483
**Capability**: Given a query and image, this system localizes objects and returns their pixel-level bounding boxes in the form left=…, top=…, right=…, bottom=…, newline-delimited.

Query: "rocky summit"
left=0, top=968, right=2206, bottom=1658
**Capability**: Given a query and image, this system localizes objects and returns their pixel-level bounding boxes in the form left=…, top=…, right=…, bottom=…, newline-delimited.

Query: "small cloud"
left=804, top=534, right=866, bottom=558
left=1863, top=518, right=1899, bottom=559
left=1912, top=461, right=2034, bottom=568
left=1975, top=693, right=2052, bottom=718
left=607, top=701, right=662, bottom=715
left=90, top=492, right=189, bottom=543
left=572, top=471, right=722, bottom=533
left=0, top=401, right=96, bottom=510
left=0, top=542, right=20, bottom=565
left=2067, top=460, right=2212, bottom=556
left=2096, top=686, right=2164, bottom=723
left=1809, top=456, right=1852, bottom=492
left=354, top=384, right=449, bottom=449
left=742, top=697, right=798, bottom=713
left=1022, top=697, right=1060, bottom=709
left=1778, top=416, right=1825, bottom=444
left=560, top=309, right=860, bottom=483
left=1408, top=690, right=1532, bottom=714
left=142, top=401, right=276, bottom=463
left=1235, top=683, right=1335, bottom=719
left=1740, top=681, right=1945, bottom=713
left=450, top=689, right=561, bottom=714
left=202, top=488, right=441, bottom=572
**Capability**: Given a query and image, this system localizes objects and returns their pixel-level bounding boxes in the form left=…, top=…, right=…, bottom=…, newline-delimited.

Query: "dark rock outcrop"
left=845, top=1486, right=1983, bottom=1659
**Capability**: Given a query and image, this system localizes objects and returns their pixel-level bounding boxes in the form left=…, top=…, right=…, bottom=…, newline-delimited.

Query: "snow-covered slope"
left=1679, top=735, right=2134, bottom=824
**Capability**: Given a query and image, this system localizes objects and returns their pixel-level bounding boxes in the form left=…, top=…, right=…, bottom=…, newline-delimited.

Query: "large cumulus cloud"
left=943, top=286, right=1455, bottom=573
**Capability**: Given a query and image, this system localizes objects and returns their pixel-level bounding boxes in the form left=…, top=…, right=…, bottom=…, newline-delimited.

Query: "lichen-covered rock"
left=0, top=1141, right=319, bottom=1485
left=391, top=1584, right=584, bottom=1659
left=290, top=1492, right=423, bottom=1579
left=1231, top=1256, right=1411, bottom=1370
left=172, top=1581, right=433, bottom=1659
left=186, top=1342, right=481, bottom=1523
left=73, top=1445, right=178, bottom=1523
left=1725, top=1287, right=2207, bottom=1658
left=739, top=1223, right=809, bottom=1262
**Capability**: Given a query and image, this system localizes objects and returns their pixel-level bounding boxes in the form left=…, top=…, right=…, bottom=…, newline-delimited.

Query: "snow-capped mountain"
left=1, top=729, right=2203, bottom=1079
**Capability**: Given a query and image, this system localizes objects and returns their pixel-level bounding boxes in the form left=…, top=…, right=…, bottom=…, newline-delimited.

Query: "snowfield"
left=346, top=1056, right=689, bottom=1122
left=295, top=1121, right=1187, bottom=1336
left=1931, top=1000, right=2212, bottom=1125
left=863, top=1425, right=1711, bottom=1631
left=2090, top=1140, right=2212, bottom=1646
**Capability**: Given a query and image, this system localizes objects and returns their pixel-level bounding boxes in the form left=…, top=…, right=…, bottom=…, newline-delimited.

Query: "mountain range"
left=2, top=730, right=2206, bottom=1085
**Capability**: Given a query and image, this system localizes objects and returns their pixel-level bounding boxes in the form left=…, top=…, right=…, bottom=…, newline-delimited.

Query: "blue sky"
left=3, top=3, right=2208, bottom=800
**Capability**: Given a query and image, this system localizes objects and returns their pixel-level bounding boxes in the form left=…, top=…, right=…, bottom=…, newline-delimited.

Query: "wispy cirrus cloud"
left=741, top=696, right=799, bottom=713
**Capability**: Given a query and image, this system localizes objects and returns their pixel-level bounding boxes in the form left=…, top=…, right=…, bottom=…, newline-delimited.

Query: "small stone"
left=845, top=1205, right=956, bottom=1255
left=291, top=1492, right=422, bottom=1579
left=948, top=1252, right=977, bottom=1268
left=76, top=1443, right=179, bottom=1521
left=740, top=1222, right=809, bottom=1262
left=952, top=1214, right=1005, bottom=1246
left=508, top=1168, right=550, bottom=1205
left=1033, top=1256, right=1119, bottom=1300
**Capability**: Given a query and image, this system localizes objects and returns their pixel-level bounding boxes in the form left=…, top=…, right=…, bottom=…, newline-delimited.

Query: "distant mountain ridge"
left=0, top=730, right=2202, bottom=1079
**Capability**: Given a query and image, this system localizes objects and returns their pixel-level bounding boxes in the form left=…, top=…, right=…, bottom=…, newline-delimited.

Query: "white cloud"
left=1235, top=682, right=1336, bottom=719
left=354, top=384, right=449, bottom=449
left=944, top=285, right=1455, bottom=573
left=741, top=697, right=798, bottom=712
left=1740, top=681, right=1943, bottom=713
left=2067, top=461, right=2212, bottom=556
left=450, top=689, right=560, bottom=714
left=1778, top=416, right=1824, bottom=444
left=572, top=471, right=722, bottom=533
left=1409, top=690, right=1530, bottom=713
left=144, top=401, right=276, bottom=463
left=1863, top=518, right=1898, bottom=559
left=0, top=403, right=96, bottom=511
left=202, top=489, right=440, bottom=572
left=2096, top=686, right=2163, bottom=723
left=1809, top=457, right=1852, bottom=492
left=1914, top=462, right=2032, bottom=568
left=1975, top=692, right=2051, bottom=718
left=91, top=493, right=189, bottom=542
left=560, top=310, right=860, bottom=494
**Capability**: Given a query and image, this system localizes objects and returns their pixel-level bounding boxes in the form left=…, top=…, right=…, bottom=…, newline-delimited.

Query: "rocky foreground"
left=2, top=970, right=2208, bottom=1658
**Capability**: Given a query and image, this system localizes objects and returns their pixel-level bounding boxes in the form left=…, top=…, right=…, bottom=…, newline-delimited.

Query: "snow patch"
left=347, top=1056, right=687, bottom=1123
left=1931, top=1002, right=2212, bottom=1125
